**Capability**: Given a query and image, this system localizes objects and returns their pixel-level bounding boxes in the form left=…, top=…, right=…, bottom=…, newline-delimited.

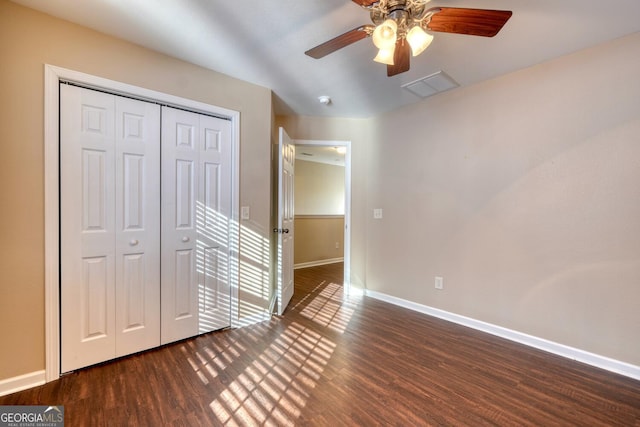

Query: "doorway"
left=293, top=140, right=352, bottom=292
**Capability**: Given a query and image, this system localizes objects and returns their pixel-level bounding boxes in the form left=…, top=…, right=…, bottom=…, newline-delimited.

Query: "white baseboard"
left=365, top=290, right=640, bottom=381
left=235, top=310, right=271, bottom=327
left=268, top=292, right=277, bottom=314
left=0, top=370, right=46, bottom=397
left=294, top=257, right=344, bottom=270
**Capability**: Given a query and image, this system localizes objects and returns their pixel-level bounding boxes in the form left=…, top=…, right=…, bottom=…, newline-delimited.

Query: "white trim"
left=365, top=289, right=640, bottom=381
left=44, top=65, right=61, bottom=383
left=235, top=310, right=271, bottom=327
left=295, top=214, right=344, bottom=219
left=267, top=291, right=277, bottom=315
left=0, top=371, right=46, bottom=397
left=47, top=66, right=239, bottom=119
left=294, top=258, right=344, bottom=270
left=44, top=64, right=241, bottom=382
left=229, top=114, right=241, bottom=328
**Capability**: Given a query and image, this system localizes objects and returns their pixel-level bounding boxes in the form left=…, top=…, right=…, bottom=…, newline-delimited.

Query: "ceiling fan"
left=305, top=0, right=512, bottom=77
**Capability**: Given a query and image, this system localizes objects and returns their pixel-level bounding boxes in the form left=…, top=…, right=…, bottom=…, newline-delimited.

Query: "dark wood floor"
left=2, top=262, right=639, bottom=426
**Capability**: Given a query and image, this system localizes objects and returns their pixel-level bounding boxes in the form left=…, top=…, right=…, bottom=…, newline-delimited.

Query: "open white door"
left=276, top=127, right=295, bottom=315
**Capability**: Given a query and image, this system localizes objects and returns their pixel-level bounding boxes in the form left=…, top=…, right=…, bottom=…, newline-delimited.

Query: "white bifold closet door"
left=161, top=106, right=232, bottom=345
left=60, top=86, right=233, bottom=371
left=60, top=85, right=161, bottom=372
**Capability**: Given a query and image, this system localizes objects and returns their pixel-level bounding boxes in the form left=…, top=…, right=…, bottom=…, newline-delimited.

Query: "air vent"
left=402, top=71, right=459, bottom=98
left=301, top=152, right=313, bottom=157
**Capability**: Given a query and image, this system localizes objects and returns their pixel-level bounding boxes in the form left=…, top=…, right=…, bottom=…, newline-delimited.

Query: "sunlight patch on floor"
left=208, top=321, right=337, bottom=425
left=183, top=335, right=244, bottom=383
left=299, top=282, right=356, bottom=333
left=174, top=270, right=358, bottom=425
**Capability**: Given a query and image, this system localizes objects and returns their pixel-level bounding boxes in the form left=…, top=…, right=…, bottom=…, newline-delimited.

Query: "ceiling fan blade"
left=427, top=8, right=512, bottom=37
left=351, top=0, right=378, bottom=6
left=305, top=25, right=374, bottom=59
left=387, top=39, right=410, bottom=77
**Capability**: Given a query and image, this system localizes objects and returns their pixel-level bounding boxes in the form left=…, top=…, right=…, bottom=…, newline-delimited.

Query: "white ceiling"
left=12, top=0, right=640, bottom=118
left=296, top=145, right=346, bottom=167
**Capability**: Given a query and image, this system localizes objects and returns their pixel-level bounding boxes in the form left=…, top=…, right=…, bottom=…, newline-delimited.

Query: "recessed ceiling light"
left=318, top=95, right=331, bottom=105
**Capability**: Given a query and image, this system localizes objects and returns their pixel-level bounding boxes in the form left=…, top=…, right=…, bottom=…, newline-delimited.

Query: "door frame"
left=43, top=64, right=241, bottom=382
left=292, top=139, right=352, bottom=293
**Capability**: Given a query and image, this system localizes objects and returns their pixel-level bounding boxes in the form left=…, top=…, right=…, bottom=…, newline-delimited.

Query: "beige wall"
left=294, top=160, right=345, bottom=215
left=0, top=1, right=272, bottom=380
left=279, top=34, right=640, bottom=366
left=294, top=217, right=344, bottom=265
left=365, top=33, right=640, bottom=365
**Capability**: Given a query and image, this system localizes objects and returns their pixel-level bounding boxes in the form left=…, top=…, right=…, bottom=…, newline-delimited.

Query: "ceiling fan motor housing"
left=370, top=0, right=431, bottom=36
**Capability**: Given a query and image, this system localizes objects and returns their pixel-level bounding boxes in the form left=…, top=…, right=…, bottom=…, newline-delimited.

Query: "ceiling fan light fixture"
left=305, top=5, right=512, bottom=78
left=372, top=19, right=397, bottom=49
left=406, top=25, right=433, bottom=57
left=374, top=46, right=395, bottom=65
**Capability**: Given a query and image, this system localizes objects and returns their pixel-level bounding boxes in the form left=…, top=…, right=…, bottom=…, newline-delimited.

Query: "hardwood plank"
left=2, top=262, right=639, bottom=426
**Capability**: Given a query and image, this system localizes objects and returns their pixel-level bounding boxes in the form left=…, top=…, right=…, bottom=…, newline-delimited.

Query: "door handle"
left=129, top=239, right=139, bottom=246
left=182, top=236, right=190, bottom=243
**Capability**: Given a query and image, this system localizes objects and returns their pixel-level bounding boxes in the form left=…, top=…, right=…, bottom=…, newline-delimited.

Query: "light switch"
left=241, top=206, right=250, bottom=220
left=373, top=208, right=383, bottom=219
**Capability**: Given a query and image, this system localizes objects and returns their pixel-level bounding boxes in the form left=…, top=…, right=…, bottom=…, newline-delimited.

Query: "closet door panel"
left=61, top=85, right=161, bottom=371
left=61, top=84, right=117, bottom=372
left=114, top=97, right=161, bottom=357
left=161, top=107, right=232, bottom=344
left=161, top=107, right=199, bottom=344
left=198, top=115, right=232, bottom=332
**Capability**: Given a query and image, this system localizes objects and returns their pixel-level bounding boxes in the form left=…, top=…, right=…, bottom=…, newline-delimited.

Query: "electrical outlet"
left=241, top=206, right=250, bottom=220
left=335, top=242, right=340, bottom=249
left=435, top=276, right=444, bottom=290
left=373, top=208, right=383, bottom=219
